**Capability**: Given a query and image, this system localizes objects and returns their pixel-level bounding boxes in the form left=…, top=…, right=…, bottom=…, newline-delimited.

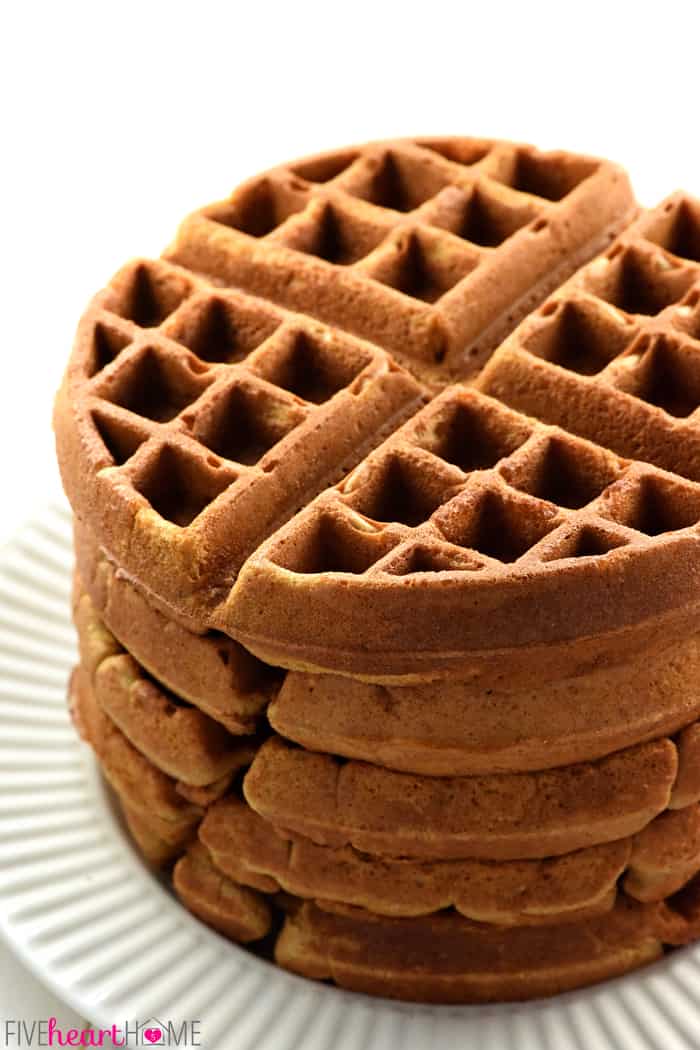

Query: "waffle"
left=167, top=835, right=700, bottom=1003
left=202, top=793, right=700, bottom=914
left=54, top=138, right=636, bottom=640
left=273, top=894, right=700, bottom=1003
left=173, top=841, right=273, bottom=943
left=169, top=837, right=700, bottom=1003
left=242, top=736, right=682, bottom=861
left=74, top=589, right=259, bottom=788
left=168, top=138, right=635, bottom=384
left=54, top=141, right=700, bottom=1005
left=275, top=898, right=664, bottom=1003
left=269, top=632, right=700, bottom=774
left=199, top=794, right=628, bottom=923
left=72, top=636, right=700, bottom=997
left=74, top=523, right=278, bottom=734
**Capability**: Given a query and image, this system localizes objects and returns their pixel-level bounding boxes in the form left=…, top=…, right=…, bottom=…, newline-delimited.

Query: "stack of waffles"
left=54, top=138, right=700, bottom=1003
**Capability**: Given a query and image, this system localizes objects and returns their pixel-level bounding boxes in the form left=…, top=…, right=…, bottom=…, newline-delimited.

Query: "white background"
left=0, top=0, right=699, bottom=1024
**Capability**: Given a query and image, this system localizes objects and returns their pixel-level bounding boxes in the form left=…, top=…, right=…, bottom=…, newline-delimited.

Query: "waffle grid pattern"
left=62, top=257, right=424, bottom=615
left=170, top=138, right=632, bottom=380
left=87, top=259, right=414, bottom=497
left=250, top=383, right=700, bottom=582
left=56, top=146, right=700, bottom=672
left=222, top=193, right=700, bottom=675
left=478, top=193, right=700, bottom=479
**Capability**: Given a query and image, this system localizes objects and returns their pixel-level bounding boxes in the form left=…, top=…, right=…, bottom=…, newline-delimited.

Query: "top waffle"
left=55, top=136, right=636, bottom=643
left=228, top=193, right=700, bottom=678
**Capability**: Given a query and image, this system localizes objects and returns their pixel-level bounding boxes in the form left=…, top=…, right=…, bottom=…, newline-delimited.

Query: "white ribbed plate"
left=2, top=501, right=700, bottom=1049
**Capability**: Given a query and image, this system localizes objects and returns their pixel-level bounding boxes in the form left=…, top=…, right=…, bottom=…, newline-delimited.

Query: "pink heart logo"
left=144, top=1029, right=162, bottom=1044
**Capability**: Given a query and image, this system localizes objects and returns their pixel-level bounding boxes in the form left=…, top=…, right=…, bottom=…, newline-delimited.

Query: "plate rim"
left=0, top=499, right=699, bottom=1050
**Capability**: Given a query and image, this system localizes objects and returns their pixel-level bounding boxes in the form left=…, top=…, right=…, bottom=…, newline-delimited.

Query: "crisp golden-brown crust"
left=270, top=634, right=700, bottom=773
left=274, top=898, right=664, bottom=1003
left=200, top=795, right=628, bottom=922
left=243, top=736, right=680, bottom=861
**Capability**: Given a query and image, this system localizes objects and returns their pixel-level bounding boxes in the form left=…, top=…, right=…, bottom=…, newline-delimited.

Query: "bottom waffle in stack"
left=70, top=543, right=700, bottom=1003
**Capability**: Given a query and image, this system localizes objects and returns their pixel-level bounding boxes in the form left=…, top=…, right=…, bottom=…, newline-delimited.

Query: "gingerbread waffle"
left=169, top=837, right=700, bottom=1003
left=242, top=735, right=685, bottom=861
left=203, top=792, right=700, bottom=914
left=54, top=140, right=700, bottom=1006
left=74, top=522, right=278, bottom=734
left=71, top=625, right=700, bottom=997
left=274, top=897, right=675, bottom=1004
left=169, top=138, right=635, bottom=384
left=74, top=589, right=260, bottom=788
left=54, top=137, right=636, bottom=640
left=269, top=633, right=700, bottom=774
left=199, top=794, right=627, bottom=923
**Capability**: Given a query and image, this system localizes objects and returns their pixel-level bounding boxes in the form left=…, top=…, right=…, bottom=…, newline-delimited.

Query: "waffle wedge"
left=169, top=138, right=634, bottom=385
